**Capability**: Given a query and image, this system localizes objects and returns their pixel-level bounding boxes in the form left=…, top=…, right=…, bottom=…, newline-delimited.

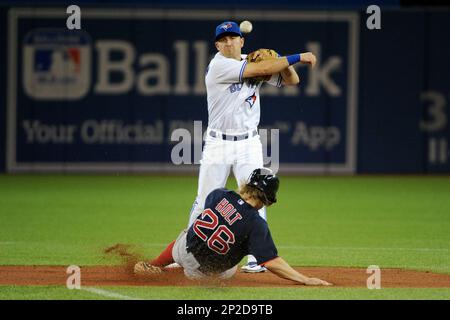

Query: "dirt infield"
left=1, top=245, right=448, bottom=288
left=1, top=265, right=450, bottom=288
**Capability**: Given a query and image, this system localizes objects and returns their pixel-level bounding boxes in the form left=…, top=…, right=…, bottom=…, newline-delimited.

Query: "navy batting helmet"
left=247, top=168, right=280, bottom=205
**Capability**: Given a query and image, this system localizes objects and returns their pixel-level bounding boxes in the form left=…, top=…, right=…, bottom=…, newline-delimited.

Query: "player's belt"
left=209, top=129, right=257, bottom=141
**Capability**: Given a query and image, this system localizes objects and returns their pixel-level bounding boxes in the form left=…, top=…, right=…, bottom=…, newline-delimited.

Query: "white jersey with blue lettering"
left=205, top=52, right=282, bottom=134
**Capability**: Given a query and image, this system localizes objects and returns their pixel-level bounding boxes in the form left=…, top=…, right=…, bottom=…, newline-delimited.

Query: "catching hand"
left=245, top=48, right=279, bottom=84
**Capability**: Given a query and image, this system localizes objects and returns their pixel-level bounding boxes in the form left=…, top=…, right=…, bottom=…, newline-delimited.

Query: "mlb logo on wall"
left=22, top=29, right=91, bottom=100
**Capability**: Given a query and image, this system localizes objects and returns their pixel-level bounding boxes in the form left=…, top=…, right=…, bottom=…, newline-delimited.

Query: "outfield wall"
left=0, top=6, right=449, bottom=174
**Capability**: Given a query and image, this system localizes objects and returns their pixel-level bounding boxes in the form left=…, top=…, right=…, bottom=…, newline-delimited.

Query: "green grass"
left=0, top=175, right=449, bottom=299
left=1, top=286, right=449, bottom=300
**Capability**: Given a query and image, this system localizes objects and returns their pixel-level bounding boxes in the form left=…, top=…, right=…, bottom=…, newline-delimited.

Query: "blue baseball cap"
left=215, top=21, right=242, bottom=41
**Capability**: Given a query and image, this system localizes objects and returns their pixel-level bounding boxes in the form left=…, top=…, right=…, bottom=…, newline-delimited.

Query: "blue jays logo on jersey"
left=23, top=29, right=91, bottom=100
left=245, top=92, right=257, bottom=108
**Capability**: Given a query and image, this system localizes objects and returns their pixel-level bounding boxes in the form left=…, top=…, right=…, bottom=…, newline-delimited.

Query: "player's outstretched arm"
left=243, top=58, right=289, bottom=78
left=264, top=257, right=332, bottom=286
left=281, top=52, right=316, bottom=85
left=243, top=52, right=317, bottom=79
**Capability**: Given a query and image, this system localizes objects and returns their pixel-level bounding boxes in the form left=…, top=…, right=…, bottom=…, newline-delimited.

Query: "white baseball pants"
left=188, top=128, right=266, bottom=228
left=172, top=230, right=237, bottom=280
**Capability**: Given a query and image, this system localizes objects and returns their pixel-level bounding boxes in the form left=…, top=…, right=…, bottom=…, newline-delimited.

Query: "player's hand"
left=300, top=52, right=317, bottom=67
left=304, top=277, right=332, bottom=286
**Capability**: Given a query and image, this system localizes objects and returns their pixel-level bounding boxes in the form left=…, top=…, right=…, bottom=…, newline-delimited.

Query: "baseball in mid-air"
left=240, top=20, right=253, bottom=33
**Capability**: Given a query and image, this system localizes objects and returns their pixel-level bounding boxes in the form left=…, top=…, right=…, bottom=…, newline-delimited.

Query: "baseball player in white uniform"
left=187, top=21, right=317, bottom=273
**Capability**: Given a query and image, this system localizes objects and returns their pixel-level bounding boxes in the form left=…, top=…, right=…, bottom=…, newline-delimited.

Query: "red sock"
left=150, top=240, right=176, bottom=267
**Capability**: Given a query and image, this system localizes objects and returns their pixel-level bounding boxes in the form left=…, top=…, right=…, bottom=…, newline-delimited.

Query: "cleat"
left=165, top=263, right=182, bottom=269
left=241, top=262, right=267, bottom=273
left=134, top=261, right=162, bottom=275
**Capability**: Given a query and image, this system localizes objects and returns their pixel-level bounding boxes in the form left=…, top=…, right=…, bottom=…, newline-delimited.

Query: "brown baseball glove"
left=245, top=48, right=279, bottom=84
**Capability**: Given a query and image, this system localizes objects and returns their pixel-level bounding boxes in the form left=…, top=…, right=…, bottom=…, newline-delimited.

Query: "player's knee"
left=184, top=269, right=204, bottom=280
left=219, top=265, right=238, bottom=279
